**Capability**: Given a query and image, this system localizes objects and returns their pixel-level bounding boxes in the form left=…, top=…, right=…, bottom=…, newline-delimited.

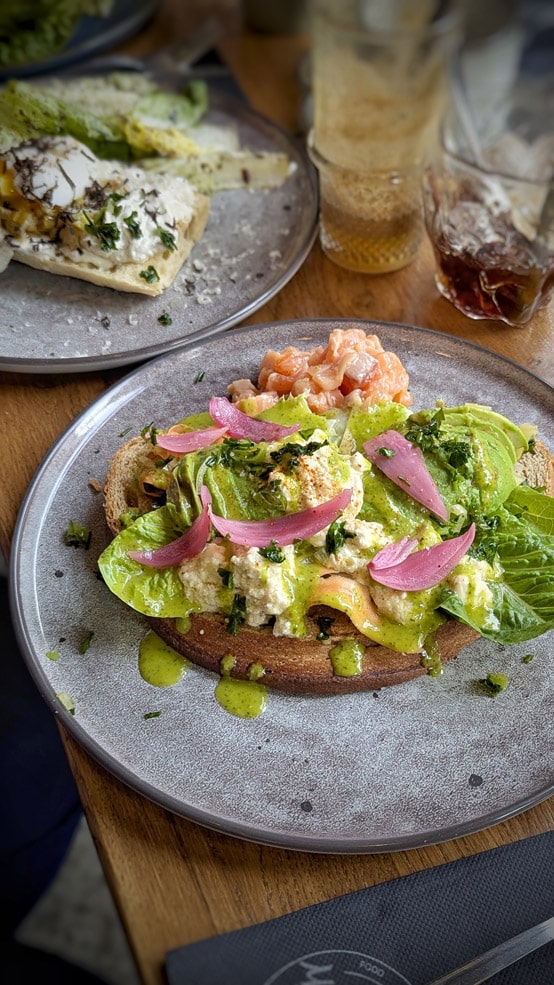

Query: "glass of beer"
left=307, top=0, right=460, bottom=274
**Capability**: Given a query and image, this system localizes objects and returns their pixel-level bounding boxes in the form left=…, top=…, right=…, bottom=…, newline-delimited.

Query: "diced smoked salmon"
left=228, top=328, right=412, bottom=412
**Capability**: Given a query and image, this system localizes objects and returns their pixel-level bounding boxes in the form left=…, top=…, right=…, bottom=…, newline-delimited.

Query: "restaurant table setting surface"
left=165, top=831, right=554, bottom=985
left=1, top=3, right=553, bottom=985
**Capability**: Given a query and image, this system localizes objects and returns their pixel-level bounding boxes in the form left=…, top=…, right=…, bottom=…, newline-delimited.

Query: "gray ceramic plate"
left=10, top=319, right=554, bottom=853
left=0, top=97, right=317, bottom=374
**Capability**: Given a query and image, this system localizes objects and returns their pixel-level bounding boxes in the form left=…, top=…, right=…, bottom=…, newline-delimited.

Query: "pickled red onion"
left=156, top=426, right=227, bottom=454
left=363, top=430, right=449, bottom=522
left=209, top=396, right=300, bottom=442
left=204, top=485, right=352, bottom=547
left=369, top=535, right=418, bottom=570
left=368, top=523, right=476, bottom=590
left=128, top=498, right=211, bottom=567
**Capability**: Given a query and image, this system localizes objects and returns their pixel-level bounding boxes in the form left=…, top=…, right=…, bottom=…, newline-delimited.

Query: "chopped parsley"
left=144, top=711, right=161, bottom=720
left=480, top=672, right=509, bottom=695
left=140, top=422, right=159, bottom=444
left=118, top=426, right=132, bottom=438
left=405, top=409, right=445, bottom=452
left=522, top=654, right=534, bottom=664
left=269, top=439, right=327, bottom=473
left=440, top=438, right=471, bottom=471
left=65, top=520, right=91, bottom=550
left=123, top=211, right=142, bottom=238
left=158, top=228, right=177, bottom=251
left=218, top=567, right=234, bottom=588
left=226, top=594, right=246, bottom=635
left=83, top=210, right=120, bottom=251
left=470, top=515, right=500, bottom=564
left=194, top=371, right=206, bottom=383
left=259, top=540, right=286, bottom=563
left=139, top=265, right=160, bottom=284
left=325, top=520, right=355, bottom=555
left=158, top=311, right=172, bottom=326
left=79, top=630, right=94, bottom=654
left=377, top=446, right=395, bottom=458
left=57, top=692, right=75, bottom=715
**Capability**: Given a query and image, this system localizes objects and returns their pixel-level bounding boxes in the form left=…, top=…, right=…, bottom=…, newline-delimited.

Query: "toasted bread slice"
left=9, top=194, right=209, bottom=296
left=147, top=610, right=479, bottom=695
left=515, top=439, right=554, bottom=495
left=0, top=135, right=210, bottom=296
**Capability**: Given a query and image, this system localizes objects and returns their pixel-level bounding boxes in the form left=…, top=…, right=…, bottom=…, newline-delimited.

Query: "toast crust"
left=148, top=610, right=479, bottom=695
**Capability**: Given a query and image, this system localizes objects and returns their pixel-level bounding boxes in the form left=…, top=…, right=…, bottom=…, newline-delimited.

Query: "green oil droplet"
left=329, top=639, right=364, bottom=677
left=138, top=630, right=190, bottom=687
left=421, top=634, right=443, bottom=677
left=215, top=677, right=268, bottom=719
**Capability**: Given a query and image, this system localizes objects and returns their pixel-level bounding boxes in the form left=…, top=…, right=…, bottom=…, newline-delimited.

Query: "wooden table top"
left=1, top=3, right=552, bottom=983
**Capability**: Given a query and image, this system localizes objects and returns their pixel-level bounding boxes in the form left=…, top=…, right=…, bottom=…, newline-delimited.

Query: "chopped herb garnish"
left=218, top=567, right=234, bottom=588
left=158, top=228, right=177, bottom=251
left=57, top=692, right=75, bottom=714
left=440, top=438, right=471, bottom=471
left=270, top=439, right=327, bottom=473
left=316, top=615, right=334, bottom=641
left=83, top=210, right=120, bottom=251
left=377, top=446, right=395, bottom=458
left=140, top=422, right=159, bottom=444
left=522, top=654, right=534, bottom=664
left=325, top=520, right=355, bottom=555
left=144, top=711, right=161, bottom=720
left=118, top=426, right=132, bottom=438
left=65, top=520, right=91, bottom=550
left=139, top=265, right=160, bottom=284
left=405, top=409, right=445, bottom=451
left=194, top=371, right=205, bottom=384
left=123, top=211, right=142, bottom=238
left=79, top=630, right=94, bottom=654
left=480, top=672, right=509, bottom=695
left=158, top=311, right=172, bottom=326
left=470, top=515, right=500, bottom=564
left=259, top=540, right=286, bottom=563
left=226, top=594, right=246, bottom=635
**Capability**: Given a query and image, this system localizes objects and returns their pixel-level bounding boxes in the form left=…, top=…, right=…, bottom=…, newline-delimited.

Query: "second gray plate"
left=0, top=96, right=317, bottom=374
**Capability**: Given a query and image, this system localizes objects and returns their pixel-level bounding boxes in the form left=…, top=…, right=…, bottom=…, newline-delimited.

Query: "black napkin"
left=166, top=831, right=554, bottom=985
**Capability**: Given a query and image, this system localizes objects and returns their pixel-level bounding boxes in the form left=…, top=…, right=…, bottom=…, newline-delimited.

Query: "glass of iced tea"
left=307, top=0, right=460, bottom=274
left=423, top=81, right=554, bottom=326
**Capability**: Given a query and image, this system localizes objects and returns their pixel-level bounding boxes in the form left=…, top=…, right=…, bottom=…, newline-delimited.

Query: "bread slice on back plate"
left=0, top=135, right=210, bottom=296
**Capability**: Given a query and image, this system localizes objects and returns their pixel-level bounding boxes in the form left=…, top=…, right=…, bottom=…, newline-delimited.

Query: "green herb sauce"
left=138, top=630, right=189, bottom=687
left=329, top=639, right=365, bottom=677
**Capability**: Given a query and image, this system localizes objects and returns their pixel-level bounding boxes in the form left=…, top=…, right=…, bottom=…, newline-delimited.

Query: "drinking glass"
left=307, top=0, right=460, bottom=273
left=423, top=39, right=554, bottom=326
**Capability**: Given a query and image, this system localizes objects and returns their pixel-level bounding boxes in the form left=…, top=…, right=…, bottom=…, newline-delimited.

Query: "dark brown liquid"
left=429, top=226, right=554, bottom=326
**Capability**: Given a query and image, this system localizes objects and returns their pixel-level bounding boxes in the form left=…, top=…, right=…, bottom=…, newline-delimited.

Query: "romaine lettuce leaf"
left=439, top=501, right=554, bottom=643
left=98, top=506, right=194, bottom=618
